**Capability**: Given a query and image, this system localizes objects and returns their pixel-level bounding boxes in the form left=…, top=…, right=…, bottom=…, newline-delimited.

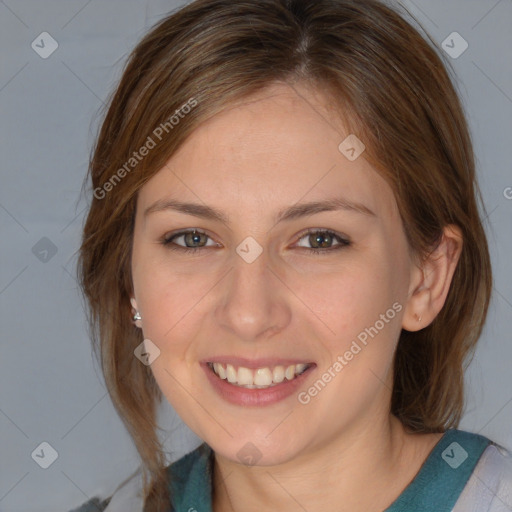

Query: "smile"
left=207, top=362, right=312, bottom=389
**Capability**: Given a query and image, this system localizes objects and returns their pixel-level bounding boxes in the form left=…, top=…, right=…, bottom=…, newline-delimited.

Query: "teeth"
left=254, top=368, right=273, bottom=386
left=213, top=362, right=226, bottom=380
left=210, top=362, right=309, bottom=388
left=226, top=364, right=237, bottom=383
left=295, top=363, right=307, bottom=374
left=273, top=365, right=285, bottom=383
left=237, top=366, right=253, bottom=385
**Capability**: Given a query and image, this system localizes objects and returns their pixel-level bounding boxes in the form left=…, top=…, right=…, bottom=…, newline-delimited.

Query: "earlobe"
left=130, top=297, right=143, bottom=328
left=402, top=225, right=463, bottom=332
left=402, top=281, right=430, bottom=332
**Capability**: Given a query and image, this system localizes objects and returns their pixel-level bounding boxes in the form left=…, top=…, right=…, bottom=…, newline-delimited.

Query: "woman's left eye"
left=294, top=229, right=351, bottom=254
left=161, top=228, right=351, bottom=254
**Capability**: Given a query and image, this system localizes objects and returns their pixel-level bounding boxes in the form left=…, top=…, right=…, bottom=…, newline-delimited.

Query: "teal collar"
left=385, top=428, right=491, bottom=511
left=167, top=429, right=492, bottom=512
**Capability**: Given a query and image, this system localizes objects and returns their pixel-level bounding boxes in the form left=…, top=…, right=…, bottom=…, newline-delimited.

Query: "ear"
left=130, top=297, right=143, bottom=328
left=402, top=225, right=463, bottom=332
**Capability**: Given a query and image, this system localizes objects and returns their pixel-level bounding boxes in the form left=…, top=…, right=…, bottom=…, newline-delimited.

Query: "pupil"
left=187, top=231, right=203, bottom=247
left=312, top=232, right=331, bottom=248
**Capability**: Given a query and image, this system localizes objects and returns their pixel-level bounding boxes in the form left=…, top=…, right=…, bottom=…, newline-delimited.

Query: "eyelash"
left=161, top=228, right=351, bottom=255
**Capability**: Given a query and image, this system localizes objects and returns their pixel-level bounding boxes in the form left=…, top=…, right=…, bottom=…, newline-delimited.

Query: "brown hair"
left=78, top=0, right=492, bottom=509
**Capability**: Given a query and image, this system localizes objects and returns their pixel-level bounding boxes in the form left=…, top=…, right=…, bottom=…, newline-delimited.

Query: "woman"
left=74, top=0, right=512, bottom=510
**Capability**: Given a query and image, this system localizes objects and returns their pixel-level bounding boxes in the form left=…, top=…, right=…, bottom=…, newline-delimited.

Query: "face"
left=130, top=82, right=415, bottom=466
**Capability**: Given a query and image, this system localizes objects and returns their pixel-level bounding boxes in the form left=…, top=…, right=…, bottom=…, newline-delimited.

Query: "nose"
left=214, top=248, right=291, bottom=342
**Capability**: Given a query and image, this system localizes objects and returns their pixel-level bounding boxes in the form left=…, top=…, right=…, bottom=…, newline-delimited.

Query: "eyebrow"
left=144, top=197, right=376, bottom=224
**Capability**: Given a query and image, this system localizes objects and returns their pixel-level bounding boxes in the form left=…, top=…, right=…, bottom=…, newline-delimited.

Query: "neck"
left=212, top=415, right=441, bottom=512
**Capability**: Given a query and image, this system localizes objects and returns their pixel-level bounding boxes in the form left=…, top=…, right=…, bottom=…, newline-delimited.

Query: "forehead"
left=137, top=82, right=399, bottom=224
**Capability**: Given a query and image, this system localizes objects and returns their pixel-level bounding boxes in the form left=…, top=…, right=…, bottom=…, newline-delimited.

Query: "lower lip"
left=201, top=363, right=315, bottom=406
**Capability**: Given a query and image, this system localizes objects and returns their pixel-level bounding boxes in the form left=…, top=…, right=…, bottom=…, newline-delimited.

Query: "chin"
left=207, top=432, right=306, bottom=467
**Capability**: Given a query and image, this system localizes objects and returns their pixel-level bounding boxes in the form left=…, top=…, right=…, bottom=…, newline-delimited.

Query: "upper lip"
left=202, top=356, right=315, bottom=369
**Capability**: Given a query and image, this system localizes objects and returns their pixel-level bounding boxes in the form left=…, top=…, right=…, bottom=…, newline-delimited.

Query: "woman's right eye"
left=162, top=229, right=218, bottom=253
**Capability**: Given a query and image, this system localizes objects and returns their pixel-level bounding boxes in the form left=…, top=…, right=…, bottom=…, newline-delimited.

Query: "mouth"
left=206, top=361, right=314, bottom=389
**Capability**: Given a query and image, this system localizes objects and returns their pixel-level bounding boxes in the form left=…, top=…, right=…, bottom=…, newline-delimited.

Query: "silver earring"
left=133, top=311, right=142, bottom=322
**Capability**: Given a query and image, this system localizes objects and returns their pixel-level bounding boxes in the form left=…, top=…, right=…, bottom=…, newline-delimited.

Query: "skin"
left=130, top=81, right=462, bottom=512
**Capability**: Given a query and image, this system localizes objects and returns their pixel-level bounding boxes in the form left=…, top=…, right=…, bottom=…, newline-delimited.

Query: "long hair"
left=78, top=0, right=492, bottom=509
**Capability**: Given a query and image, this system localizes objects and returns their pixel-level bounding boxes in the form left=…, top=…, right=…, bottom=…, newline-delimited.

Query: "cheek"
left=137, top=274, right=204, bottom=344
left=295, top=257, right=398, bottom=331
left=132, top=257, right=225, bottom=369
left=296, top=259, right=404, bottom=383
left=132, top=244, right=193, bottom=316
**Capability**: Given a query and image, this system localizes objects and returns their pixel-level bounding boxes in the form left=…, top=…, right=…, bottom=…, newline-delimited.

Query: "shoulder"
left=453, top=436, right=512, bottom=511
left=67, top=443, right=211, bottom=512
left=67, top=467, right=144, bottom=512
left=67, top=496, right=111, bottom=512
left=166, top=442, right=213, bottom=510
left=167, top=441, right=212, bottom=480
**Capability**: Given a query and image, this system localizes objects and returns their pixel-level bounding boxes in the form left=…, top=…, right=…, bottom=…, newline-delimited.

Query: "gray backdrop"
left=0, top=0, right=511, bottom=510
